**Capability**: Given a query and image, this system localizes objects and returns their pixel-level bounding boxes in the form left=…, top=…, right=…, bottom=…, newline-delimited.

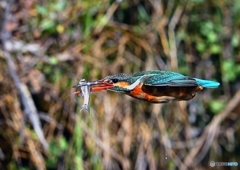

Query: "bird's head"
left=74, top=73, right=152, bottom=95
left=102, top=73, right=154, bottom=92
left=101, top=73, right=133, bottom=92
left=74, top=73, right=133, bottom=95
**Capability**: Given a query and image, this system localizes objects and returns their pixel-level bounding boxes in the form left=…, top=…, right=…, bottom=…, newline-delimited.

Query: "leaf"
left=196, top=42, right=206, bottom=52
left=222, top=60, right=237, bottom=81
left=36, top=5, right=48, bottom=15
left=231, top=35, right=239, bottom=47
left=210, top=44, right=221, bottom=54
left=207, top=31, right=217, bottom=43
left=48, top=56, right=58, bottom=65
left=210, top=100, right=225, bottom=113
left=59, top=137, right=68, bottom=150
left=54, top=0, right=66, bottom=11
left=41, top=19, right=55, bottom=32
left=138, top=5, right=150, bottom=22
left=200, top=21, right=214, bottom=36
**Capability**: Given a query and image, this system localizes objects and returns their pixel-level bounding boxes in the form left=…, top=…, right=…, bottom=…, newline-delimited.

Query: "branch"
left=0, top=0, right=48, bottom=150
left=181, top=89, right=240, bottom=169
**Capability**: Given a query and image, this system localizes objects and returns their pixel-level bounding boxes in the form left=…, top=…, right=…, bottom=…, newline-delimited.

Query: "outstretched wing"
left=142, top=71, right=198, bottom=87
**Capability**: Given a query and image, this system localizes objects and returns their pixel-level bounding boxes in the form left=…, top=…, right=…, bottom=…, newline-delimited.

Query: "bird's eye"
left=111, top=79, right=118, bottom=83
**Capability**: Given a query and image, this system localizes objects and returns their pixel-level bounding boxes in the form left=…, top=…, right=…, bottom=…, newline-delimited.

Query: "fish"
left=73, top=79, right=114, bottom=112
left=74, top=79, right=92, bottom=112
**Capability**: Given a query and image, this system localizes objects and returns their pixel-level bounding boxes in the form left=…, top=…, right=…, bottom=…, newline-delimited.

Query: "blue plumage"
left=194, top=78, right=220, bottom=88
left=132, top=70, right=220, bottom=88
left=100, top=70, right=220, bottom=103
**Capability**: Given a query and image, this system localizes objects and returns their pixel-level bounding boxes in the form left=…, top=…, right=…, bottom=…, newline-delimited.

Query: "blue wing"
left=136, top=70, right=219, bottom=88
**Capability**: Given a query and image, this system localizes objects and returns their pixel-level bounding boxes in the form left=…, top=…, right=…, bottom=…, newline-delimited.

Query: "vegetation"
left=0, top=0, right=240, bottom=169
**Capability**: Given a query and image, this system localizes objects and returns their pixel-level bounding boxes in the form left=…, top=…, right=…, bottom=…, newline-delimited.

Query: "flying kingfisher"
left=74, top=70, right=220, bottom=103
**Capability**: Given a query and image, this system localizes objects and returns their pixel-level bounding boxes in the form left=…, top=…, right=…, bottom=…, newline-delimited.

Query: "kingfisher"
left=74, top=70, right=220, bottom=103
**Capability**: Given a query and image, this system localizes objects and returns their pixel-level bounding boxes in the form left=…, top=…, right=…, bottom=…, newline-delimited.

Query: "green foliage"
left=192, top=0, right=205, bottom=4
left=210, top=100, right=225, bottom=113
left=222, top=59, right=240, bottom=82
left=19, top=168, right=29, bottom=170
left=71, top=118, right=84, bottom=170
left=179, top=66, right=190, bottom=75
left=83, top=8, right=97, bottom=38
left=46, top=136, right=68, bottom=168
left=210, top=44, right=221, bottom=54
left=48, top=56, right=59, bottom=65
left=137, top=5, right=150, bottom=23
left=91, top=155, right=103, bottom=170
left=196, top=42, right=206, bottom=53
left=195, top=21, right=222, bottom=55
left=35, top=0, right=67, bottom=34
left=8, top=164, right=29, bottom=170
left=231, top=34, right=239, bottom=47
left=168, top=160, right=176, bottom=170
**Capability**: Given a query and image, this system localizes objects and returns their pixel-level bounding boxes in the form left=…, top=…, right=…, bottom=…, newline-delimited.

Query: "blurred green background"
left=0, top=0, right=240, bottom=169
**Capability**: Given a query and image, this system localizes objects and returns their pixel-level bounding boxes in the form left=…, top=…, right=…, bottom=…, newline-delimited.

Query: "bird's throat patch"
left=115, top=81, right=131, bottom=88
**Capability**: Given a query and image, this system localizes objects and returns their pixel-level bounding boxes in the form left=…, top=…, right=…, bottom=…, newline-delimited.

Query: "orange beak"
left=73, top=80, right=114, bottom=95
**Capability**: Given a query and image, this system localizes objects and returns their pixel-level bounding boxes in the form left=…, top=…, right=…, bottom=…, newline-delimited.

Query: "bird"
left=75, top=70, right=220, bottom=103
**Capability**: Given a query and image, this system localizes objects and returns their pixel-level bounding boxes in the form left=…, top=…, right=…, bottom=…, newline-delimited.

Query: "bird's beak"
left=74, top=79, right=114, bottom=95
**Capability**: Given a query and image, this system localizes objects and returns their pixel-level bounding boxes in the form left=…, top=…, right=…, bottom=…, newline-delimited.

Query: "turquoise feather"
left=133, top=70, right=220, bottom=88
left=194, top=78, right=220, bottom=88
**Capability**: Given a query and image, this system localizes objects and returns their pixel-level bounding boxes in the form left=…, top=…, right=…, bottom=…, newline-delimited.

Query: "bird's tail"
left=194, top=78, right=220, bottom=88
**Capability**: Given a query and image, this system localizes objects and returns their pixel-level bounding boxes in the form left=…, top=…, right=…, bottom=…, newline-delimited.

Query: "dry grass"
left=0, top=0, right=240, bottom=169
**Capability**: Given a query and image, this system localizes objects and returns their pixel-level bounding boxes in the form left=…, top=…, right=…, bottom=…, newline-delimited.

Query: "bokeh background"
left=0, top=0, right=240, bottom=169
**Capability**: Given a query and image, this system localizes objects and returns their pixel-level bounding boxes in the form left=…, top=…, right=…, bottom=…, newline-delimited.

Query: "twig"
left=0, top=0, right=48, bottom=150
left=93, top=1, right=121, bottom=34
left=77, top=116, right=129, bottom=169
left=152, top=104, right=187, bottom=169
left=181, top=89, right=240, bottom=169
left=168, top=6, right=183, bottom=71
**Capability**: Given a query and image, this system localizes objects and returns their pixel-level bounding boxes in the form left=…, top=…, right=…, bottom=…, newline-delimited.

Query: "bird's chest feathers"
left=128, top=83, right=203, bottom=103
left=128, top=83, right=149, bottom=99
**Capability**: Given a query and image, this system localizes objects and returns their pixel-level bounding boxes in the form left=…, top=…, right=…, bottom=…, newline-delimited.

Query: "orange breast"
left=128, top=83, right=160, bottom=102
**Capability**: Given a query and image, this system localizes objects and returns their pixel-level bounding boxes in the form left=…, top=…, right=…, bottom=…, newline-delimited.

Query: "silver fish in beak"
left=73, top=79, right=114, bottom=112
